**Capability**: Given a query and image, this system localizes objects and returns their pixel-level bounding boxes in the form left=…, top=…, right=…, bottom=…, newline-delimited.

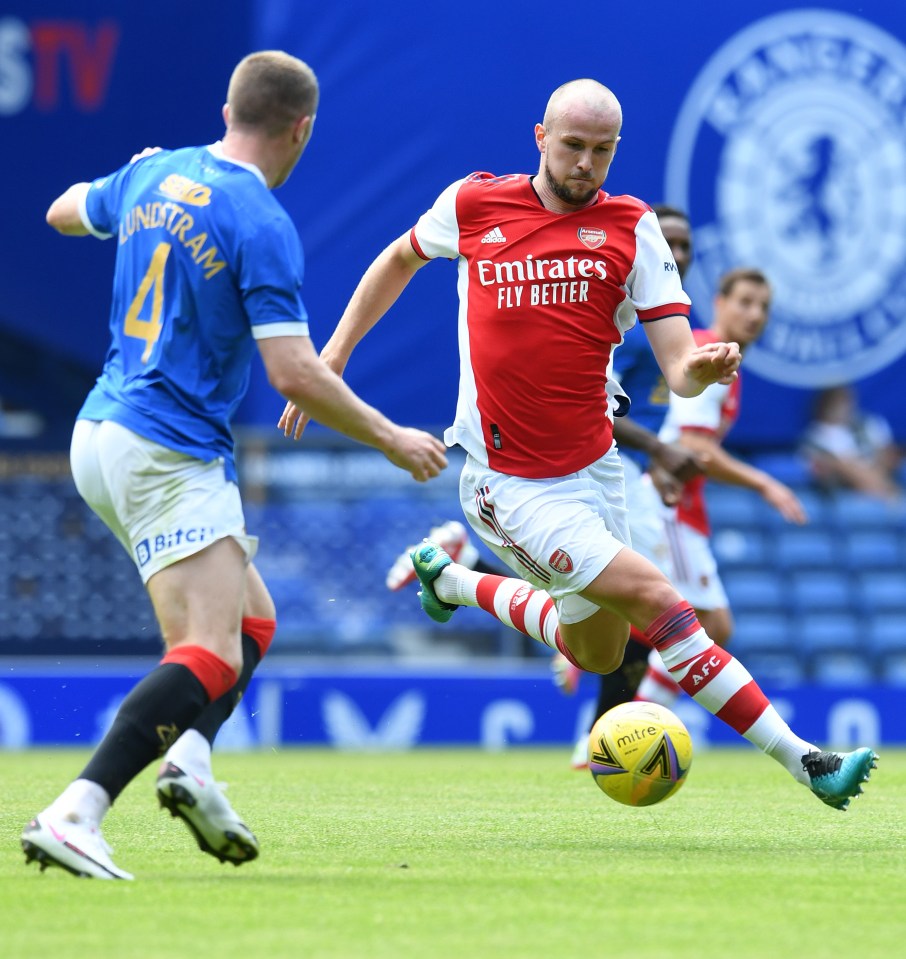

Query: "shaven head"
left=227, top=51, right=319, bottom=138
left=542, top=79, right=622, bottom=133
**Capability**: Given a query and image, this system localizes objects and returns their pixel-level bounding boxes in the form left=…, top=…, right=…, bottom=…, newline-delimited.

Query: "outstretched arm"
left=261, top=335, right=447, bottom=482
left=680, top=430, right=807, bottom=524
left=643, top=315, right=741, bottom=397
left=279, top=232, right=428, bottom=438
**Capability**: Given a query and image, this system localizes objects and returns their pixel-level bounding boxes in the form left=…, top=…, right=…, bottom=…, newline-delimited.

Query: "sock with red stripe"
left=436, top=567, right=560, bottom=650
left=190, top=617, right=276, bottom=746
left=78, top=646, right=237, bottom=803
left=646, top=601, right=814, bottom=785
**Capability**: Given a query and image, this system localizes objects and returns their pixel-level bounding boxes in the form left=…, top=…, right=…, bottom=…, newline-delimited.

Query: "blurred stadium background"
left=1, top=0, right=905, bottom=750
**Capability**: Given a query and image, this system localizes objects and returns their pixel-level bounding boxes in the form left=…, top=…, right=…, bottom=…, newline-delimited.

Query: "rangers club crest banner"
left=1, top=0, right=903, bottom=448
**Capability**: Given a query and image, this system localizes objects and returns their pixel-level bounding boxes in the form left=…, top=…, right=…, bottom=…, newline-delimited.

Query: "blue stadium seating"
left=865, top=614, right=906, bottom=656
left=730, top=611, right=792, bottom=655
left=789, top=570, right=858, bottom=615
left=2, top=449, right=905, bottom=678
left=796, top=613, right=861, bottom=655
left=722, top=569, right=788, bottom=614
left=845, top=530, right=903, bottom=571
left=809, top=650, right=875, bottom=686
left=857, top=571, right=906, bottom=616
left=774, top=528, right=839, bottom=570
left=828, top=491, right=906, bottom=530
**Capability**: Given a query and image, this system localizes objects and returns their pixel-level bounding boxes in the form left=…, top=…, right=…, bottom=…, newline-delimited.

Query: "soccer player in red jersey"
left=282, top=79, right=876, bottom=810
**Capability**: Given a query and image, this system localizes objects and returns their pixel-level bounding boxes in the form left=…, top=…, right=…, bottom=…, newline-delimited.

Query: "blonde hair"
left=227, top=51, right=319, bottom=137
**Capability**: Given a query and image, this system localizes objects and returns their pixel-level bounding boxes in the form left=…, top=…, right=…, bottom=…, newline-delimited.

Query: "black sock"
left=190, top=631, right=262, bottom=746
left=592, top=638, right=651, bottom=722
left=79, top=663, right=208, bottom=803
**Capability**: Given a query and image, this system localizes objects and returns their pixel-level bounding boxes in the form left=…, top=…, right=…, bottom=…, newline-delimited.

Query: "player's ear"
left=295, top=114, right=315, bottom=149
left=222, top=103, right=230, bottom=127
left=534, top=123, right=546, bottom=154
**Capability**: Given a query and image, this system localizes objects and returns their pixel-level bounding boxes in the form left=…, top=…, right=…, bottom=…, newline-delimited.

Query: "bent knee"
left=581, top=648, right=626, bottom=675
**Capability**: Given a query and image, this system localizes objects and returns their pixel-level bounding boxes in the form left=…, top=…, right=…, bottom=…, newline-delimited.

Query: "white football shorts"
left=70, top=419, right=258, bottom=583
left=459, top=447, right=629, bottom=625
left=662, top=511, right=728, bottom=612
left=621, top=455, right=674, bottom=579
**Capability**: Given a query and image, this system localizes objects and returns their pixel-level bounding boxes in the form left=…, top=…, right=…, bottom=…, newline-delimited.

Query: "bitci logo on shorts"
left=135, top=526, right=216, bottom=566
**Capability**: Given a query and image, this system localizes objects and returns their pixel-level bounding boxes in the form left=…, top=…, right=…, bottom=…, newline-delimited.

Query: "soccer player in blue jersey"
left=21, top=50, right=447, bottom=881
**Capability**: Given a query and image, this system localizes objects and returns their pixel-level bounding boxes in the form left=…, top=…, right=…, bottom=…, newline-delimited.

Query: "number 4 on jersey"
left=125, top=241, right=171, bottom=362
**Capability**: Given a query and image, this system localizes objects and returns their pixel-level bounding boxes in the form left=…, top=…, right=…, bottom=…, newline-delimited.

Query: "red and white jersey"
left=659, top=328, right=742, bottom=535
left=410, top=173, right=690, bottom=478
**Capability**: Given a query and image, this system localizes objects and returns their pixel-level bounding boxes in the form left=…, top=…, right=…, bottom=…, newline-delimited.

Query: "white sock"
left=634, top=649, right=680, bottom=708
left=436, top=565, right=561, bottom=650
left=743, top=708, right=816, bottom=787
left=164, top=728, right=212, bottom=774
left=49, top=778, right=111, bottom=827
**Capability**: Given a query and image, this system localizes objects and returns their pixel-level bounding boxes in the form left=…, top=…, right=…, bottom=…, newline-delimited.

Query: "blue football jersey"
left=78, top=143, right=309, bottom=481
left=612, top=323, right=670, bottom=471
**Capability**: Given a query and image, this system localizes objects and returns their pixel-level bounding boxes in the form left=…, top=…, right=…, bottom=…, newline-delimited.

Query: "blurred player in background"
left=23, top=50, right=446, bottom=881
left=385, top=206, right=705, bottom=767
left=634, top=267, right=807, bottom=708
left=801, top=384, right=903, bottom=501
left=282, top=79, right=877, bottom=811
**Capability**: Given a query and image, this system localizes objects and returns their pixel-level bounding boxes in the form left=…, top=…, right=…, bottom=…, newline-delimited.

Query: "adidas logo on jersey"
left=481, top=226, right=507, bottom=244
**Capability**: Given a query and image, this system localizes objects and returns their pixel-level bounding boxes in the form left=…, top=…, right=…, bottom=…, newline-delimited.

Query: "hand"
left=684, top=341, right=741, bottom=388
left=762, top=478, right=808, bottom=524
left=383, top=427, right=448, bottom=482
left=278, top=400, right=309, bottom=440
left=130, top=146, right=162, bottom=164
left=650, top=441, right=706, bottom=485
left=649, top=464, right=685, bottom=507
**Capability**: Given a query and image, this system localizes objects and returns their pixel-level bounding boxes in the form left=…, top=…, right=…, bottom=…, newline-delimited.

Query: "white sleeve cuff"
left=252, top=322, right=310, bottom=340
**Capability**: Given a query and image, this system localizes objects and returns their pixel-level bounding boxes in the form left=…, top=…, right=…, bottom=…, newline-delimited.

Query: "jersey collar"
left=207, top=141, right=267, bottom=187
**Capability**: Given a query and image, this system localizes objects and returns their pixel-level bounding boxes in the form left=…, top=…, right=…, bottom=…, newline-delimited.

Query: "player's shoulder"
left=602, top=193, right=651, bottom=214
left=463, top=171, right=524, bottom=186
left=596, top=194, right=657, bottom=236
left=600, top=193, right=652, bottom=219
left=457, top=172, right=528, bottom=198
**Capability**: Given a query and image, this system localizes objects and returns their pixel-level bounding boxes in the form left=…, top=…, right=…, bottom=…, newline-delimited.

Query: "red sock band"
left=161, top=645, right=237, bottom=702
left=475, top=575, right=510, bottom=615
left=629, top=625, right=653, bottom=650
left=645, top=600, right=700, bottom=650
left=241, top=617, right=276, bottom=658
left=714, top=681, right=770, bottom=734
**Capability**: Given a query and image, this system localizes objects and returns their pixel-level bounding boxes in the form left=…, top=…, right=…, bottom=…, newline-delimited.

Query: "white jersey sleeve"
left=659, top=381, right=730, bottom=443
left=411, top=178, right=468, bottom=260
left=625, top=209, right=690, bottom=312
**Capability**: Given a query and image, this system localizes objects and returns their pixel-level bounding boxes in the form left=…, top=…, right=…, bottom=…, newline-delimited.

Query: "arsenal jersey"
left=410, top=173, right=690, bottom=479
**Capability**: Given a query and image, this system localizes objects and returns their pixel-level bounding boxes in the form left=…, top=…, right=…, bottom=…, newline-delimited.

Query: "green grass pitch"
left=1, top=747, right=903, bottom=959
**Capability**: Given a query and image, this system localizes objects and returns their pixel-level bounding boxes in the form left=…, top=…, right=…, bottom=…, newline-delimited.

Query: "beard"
left=543, top=164, right=599, bottom=207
